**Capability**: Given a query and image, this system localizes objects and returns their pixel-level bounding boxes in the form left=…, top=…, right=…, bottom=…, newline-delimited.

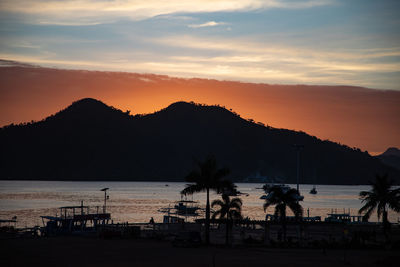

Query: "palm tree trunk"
left=283, top=218, right=287, bottom=242
left=383, top=209, right=389, bottom=243
left=206, top=187, right=210, bottom=245
left=225, top=219, right=229, bottom=246
left=264, top=220, right=270, bottom=244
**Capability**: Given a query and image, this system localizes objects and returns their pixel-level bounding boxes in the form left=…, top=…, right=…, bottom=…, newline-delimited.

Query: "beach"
left=1, top=236, right=399, bottom=267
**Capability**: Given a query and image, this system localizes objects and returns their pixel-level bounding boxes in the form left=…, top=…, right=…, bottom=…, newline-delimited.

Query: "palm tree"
left=359, top=174, right=400, bottom=240
left=181, top=155, right=234, bottom=245
left=211, top=194, right=243, bottom=245
left=263, top=186, right=303, bottom=242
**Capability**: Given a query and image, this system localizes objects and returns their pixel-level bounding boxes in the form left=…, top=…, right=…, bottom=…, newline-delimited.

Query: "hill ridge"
left=1, top=98, right=398, bottom=184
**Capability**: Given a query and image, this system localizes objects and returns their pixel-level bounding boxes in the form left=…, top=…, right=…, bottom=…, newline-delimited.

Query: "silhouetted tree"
left=181, top=155, right=234, bottom=245
left=359, top=174, right=400, bottom=241
left=212, top=194, right=243, bottom=245
left=263, top=186, right=303, bottom=241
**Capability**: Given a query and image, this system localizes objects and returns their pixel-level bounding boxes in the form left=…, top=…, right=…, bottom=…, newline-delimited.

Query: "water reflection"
left=0, top=181, right=398, bottom=227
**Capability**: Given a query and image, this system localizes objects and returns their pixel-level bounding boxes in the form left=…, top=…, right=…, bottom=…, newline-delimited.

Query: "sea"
left=0, top=181, right=398, bottom=227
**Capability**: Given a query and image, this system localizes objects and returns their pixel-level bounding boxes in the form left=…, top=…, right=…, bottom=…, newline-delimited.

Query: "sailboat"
left=309, top=169, right=317, bottom=194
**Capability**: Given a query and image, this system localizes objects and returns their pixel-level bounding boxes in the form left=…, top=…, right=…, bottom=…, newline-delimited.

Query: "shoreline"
left=0, top=179, right=381, bottom=186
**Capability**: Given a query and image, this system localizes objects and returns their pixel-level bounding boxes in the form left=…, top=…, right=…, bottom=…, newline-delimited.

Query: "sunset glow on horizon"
left=1, top=65, right=399, bottom=155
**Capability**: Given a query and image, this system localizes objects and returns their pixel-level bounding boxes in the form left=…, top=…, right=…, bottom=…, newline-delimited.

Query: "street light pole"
left=292, top=145, right=304, bottom=245
left=293, top=144, right=304, bottom=194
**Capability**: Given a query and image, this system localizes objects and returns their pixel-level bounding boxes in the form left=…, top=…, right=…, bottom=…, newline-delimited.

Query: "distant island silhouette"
left=0, top=98, right=398, bottom=184
left=376, top=147, right=400, bottom=171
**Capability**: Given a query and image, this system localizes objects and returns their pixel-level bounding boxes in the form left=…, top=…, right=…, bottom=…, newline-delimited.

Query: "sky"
left=1, top=65, right=399, bottom=155
left=0, top=0, right=400, bottom=90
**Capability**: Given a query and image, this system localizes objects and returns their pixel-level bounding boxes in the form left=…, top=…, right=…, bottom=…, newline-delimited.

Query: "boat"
left=309, top=169, right=318, bottom=194
left=158, top=195, right=203, bottom=223
left=309, top=186, right=317, bottom=194
left=40, top=202, right=111, bottom=236
left=324, top=209, right=364, bottom=223
left=40, top=188, right=112, bottom=236
left=174, top=201, right=201, bottom=216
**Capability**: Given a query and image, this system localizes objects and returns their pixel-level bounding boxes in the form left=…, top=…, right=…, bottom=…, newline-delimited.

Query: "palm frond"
left=276, top=203, right=286, bottom=218
left=215, top=179, right=235, bottom=194
left=221, top=193, right=230, bottom=204
left=184, top=170, right=201, bottom=183
left=212, top=210, right=222, bottom=220
left=181, top=183, right=205, bottom=195
left=288, top=202, right=303, bottom=217
left=362, top=206, right=375, bottom=221
left=229, top=210, right=243, bottom=220
left=211, top=199, right=224, bottom=208
left=230, top=197, right=243, bottom=206
left=212, top=194, right=242, bottom=221
left=263, top=201, right=272, bottom=212
left=388, top=188, right=400, bottom=212
left=230, top=197, right=243, bottom=210
left=358, top=174, right=399, bottom=222
left=359, top=190, right=371, bottom=198
left=359, top=199, right=377, bottom=214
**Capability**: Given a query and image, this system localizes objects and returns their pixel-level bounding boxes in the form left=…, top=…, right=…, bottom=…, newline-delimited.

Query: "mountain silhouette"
left=375, top=147, right=400, bottom=171
left=1, top=98, right=398, bottom=184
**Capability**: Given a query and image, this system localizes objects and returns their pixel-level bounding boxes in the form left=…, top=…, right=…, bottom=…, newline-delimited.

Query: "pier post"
left=101, top=188, right=109, bottom=213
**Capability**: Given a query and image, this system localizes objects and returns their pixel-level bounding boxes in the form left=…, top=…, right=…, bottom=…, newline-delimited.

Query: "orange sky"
left=1, top=65, right=399, bottom=154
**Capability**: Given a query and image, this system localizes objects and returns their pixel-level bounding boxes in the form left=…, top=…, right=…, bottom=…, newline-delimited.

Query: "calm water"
left=0, top=181, right=398, bottom=227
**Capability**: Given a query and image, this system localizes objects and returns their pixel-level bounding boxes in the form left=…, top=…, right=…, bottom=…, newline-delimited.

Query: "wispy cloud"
left=188, top=21, right=226, bottom=28
left=2, top=33, right=399, bottom=89
left=1, top=0, right=398, bottom=90
left=0, top=0, right=335, bottom=25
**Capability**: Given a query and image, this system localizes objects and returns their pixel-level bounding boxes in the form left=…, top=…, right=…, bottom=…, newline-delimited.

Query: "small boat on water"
left=310, top=170, right=318, bottom=194
left=309, top=186, right=317, bottom=194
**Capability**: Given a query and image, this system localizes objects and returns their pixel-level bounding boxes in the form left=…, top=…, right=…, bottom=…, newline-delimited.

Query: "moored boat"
left=309, top=186, right=317, bottom=194
left=40, top=202, right=111, bottom=236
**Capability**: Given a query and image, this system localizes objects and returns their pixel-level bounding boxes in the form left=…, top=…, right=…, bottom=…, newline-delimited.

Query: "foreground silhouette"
left=359, top=174, right=400, bottom=241
left=181, top=155, right=234, bottom=245
left=263, top=186, right=303, bottom=242
left=212, top=193, right=243, bottom=246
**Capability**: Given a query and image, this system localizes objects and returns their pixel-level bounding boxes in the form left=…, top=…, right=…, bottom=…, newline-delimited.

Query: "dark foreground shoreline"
left=1, top=236, right=399, bottom=267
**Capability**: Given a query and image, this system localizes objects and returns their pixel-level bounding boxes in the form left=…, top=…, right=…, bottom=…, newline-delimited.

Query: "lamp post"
left=293, top=144, right=304, bottom=244
left=101, top=188, right=109, bottom=213
left=293, top=144, right=304, bottom=194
